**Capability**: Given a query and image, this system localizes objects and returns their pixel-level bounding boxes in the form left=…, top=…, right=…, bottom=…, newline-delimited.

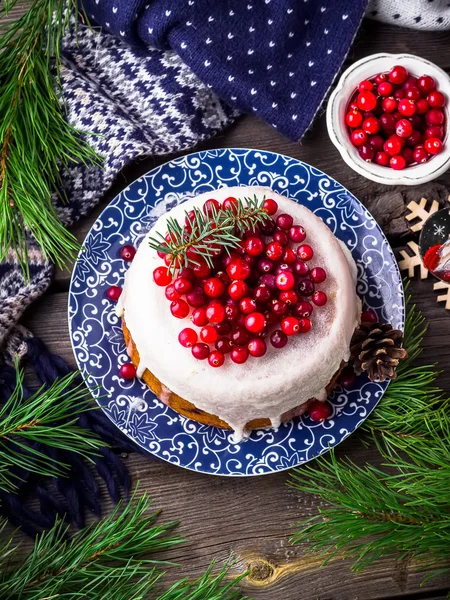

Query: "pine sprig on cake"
left=148, top=195, right=270, bottom=273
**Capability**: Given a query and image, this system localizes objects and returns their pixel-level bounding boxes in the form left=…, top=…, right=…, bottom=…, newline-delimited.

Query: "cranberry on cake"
left=117, top=186, right=361, bottom=441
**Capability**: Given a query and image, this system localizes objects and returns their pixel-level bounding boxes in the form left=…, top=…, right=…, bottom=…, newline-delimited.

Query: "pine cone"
left=350, top=322, right=408, bottom=382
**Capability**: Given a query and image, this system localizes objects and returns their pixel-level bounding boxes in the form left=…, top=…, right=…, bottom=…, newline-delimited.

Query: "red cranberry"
left=254, top=285, right=272, bottom=304
left=225, top=304, right=240, bottom=322
left=206, top=302, right=226, bottom=323
left=398, top=99, right=416, bottom=117
left=351, top=129, right=368, bottom=147
left=106, top=285, right=122, bottom=301
left=384, top=135, right=403, bottom=156
left=424, top=137, right=443, bottom=155
left=358, top=144, right=374, bottom=162
left=178, top=328, right=197, bottom=348
left=263, top=198, right=278, bottom=215
left=239, top=297, right=257, bottom=314
left=415, top=98, right=429, bottom=114
left=357, top=90, right=377, bottom=111
left=192, top=343, right=210, bottom=360
left=276, top=213, right=294, bottom=230
left=293, top=260, right=310, bottom=277
left=375, top=73, right=387, bottom=85
left=298, top=317, right=312, bottom=333
left=120, top=245, right=136, bottom=261
left=203, top=198, right=221, bottom=216
left=271, top=299, right=288, bottom=317
left=394, top=89, right=406, bottom=100
left=191, top=307, right=208, bottom=326
left=231, top=346, right=249, bottom=364
left=418, top=75, right=436, bottom=95
left=228, top=280, right=248, bottom=301
left=345, top=110, right=363, bottom=128
left=297, top=244, right=314, bottom=261
left=216, top=337, right=232, bottom=353
left=165, top=284, right=180, bottom=301
left=215, top=321, right=232, bottom=336
left=395, top=118, right=413, bottom=138
left=186, top=286, right=207, bottom=307
left=310, top=267, right=326, bottom=283
left=257, top=258, right=274, bottom=273
left=388, top=65, right=408, bottom=85
left=192, top=260, right=210, bottom=279
left=275, top=271, right=295, bottom=291
left=153, top=267, right=172, bottom=286
left=259, top=273, right=277, bottom=290
left=289, top=225, right=306, bottom=243
left=223, top=196, right=239, bottom=212
left=276, top=263, right=294, bottom=274
left=375, top=151, right=389, bottom=166
left=119, top=362, right=136, bottom=380
left=283, top=248, right=297, bottom=264
left=390, top=155, right=406, bottom=170
left=270, top=329, right=288, bottom=349
left=380, top=113, right=396, bottom=130
left=245, top=236, right=265, bottom=256
left=200, top=325, right=218, bottom=344
left=248, top=338, right=267, bottom=357
left=297, top=278, right=314, bottom=296
left=245, top=312, right=266, bottom=334
left=409, top=114, right=422, bottom=130
left=402, top=147, right=414, bottom=165
left=425, top=125, right=444, bottom=140
left=226, top=257, right=251, bottom=280
left=294, top=301, right=313, bottom=318
left=361, top=309, right=377, bottom=323
left=377, top=81, right=393, bottom=97
left=312, top=290, right=327, bottom=306
left=426, top=108, right=444, bottom=126
left=392, top=110, right=402, bottom=123
left=381, top=97, right=397, bottom=113
left=427, top=90, right=445, bottom=108
left=231, top=326, right=249, bottom=346
left=266, top=241, right=284, bottom=261
left=339, top=366, right=357, bottom=388
left=259, top=217, right=276, bottom=235
left=273, top=229, right=289, bottom=246
left=362, top=116, right=380, bottom=135
left=264, top=309, right=278, bottom=326
left=369, top=135, right=384, bottom=152
left=171, top=299, right=189, bottom=319
left=281, top=316, right=300, bottom=336
left=405, top=86, right=421, bottom=101
left=406, top=129, right=422, bottom=147
left=413, top=145, right=429, bottom=164
left=208, top=350, right=225, bottom=368
left=309, top=400, right=332, bottom=422
left=358, top=79, right=373, bottom=92
left=174, top=277, right=193, bottom=295
left=279, top=290, right=299, bottom=305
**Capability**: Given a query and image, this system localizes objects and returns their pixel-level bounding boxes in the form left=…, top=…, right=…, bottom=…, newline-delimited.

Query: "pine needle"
left=0, top=0, right=101, bottom=275
left=0, top=364, right=104, bottom=492
left=288, top=287, right=450, bottom=581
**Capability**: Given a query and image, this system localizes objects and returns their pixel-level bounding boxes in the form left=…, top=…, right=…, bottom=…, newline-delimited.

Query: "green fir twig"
left=0, top=0, right=101, bottom=274
left=288, top=289, right=450, bottom=582
left=0, top=365, right=103, bottom=492
left=0, top=492, right=248, bottom=600
left=148, top=195, right=269, bottom=273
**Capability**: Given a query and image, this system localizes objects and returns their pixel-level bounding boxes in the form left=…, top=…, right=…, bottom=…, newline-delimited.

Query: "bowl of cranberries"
left=326, top=53, right=450, bottom=185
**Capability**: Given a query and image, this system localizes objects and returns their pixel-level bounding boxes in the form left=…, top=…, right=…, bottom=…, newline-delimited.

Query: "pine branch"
left=148, top=195, right=270, bottom=273
left=288, top=291, right=450, bottom=580
left=0, top=365, right=104, bottom=492
left=0, top=0, right=101, bottom=274
left=0, top=492, right=248, bottom=600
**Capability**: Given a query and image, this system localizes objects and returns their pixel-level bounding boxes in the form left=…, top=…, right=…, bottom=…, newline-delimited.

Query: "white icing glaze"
left=118, top=186, right=360, bottom=440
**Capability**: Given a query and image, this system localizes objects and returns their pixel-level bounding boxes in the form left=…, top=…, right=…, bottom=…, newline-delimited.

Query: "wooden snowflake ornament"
left=405, top=198, right=440, bottom=233
left=434, top=281, right=450, bottom=310
left=398, top=241, right=429, bottom=280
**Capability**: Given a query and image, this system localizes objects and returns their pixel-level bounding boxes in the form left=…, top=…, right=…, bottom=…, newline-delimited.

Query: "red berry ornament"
left=178, top=328, right=197, bottom=348
left=309, top=400, right=332, bottom=422
left=119, top=363, right=137, bottom=380
left=120, top=245, right=136, bottom=261
left=106, top=285, right=122, bottom=301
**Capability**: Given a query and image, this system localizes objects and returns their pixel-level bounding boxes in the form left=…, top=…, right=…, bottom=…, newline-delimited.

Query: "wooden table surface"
left=9, top=12, right=450, bottom=600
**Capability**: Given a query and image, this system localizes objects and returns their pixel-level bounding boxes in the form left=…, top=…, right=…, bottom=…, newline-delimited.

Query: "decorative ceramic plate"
left=69, top=148, right=404, bottom=476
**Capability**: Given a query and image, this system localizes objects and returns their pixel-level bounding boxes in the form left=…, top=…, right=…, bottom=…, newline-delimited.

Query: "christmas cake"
left=117, top=186, right=361, bottom=440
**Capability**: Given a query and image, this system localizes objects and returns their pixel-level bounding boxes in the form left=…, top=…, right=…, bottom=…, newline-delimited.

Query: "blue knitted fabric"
left=81, top=0, right=369, bottom=140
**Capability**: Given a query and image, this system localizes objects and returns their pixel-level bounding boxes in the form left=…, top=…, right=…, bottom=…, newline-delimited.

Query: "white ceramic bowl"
left=326, top=53, right=450, bottom=185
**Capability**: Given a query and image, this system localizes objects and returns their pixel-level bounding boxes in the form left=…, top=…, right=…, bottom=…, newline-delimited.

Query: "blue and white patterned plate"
left=69, top=148, right=404, bottom=476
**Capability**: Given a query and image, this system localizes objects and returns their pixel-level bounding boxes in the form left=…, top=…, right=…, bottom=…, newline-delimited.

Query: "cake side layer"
left=118, top=186, right=360, bottom=439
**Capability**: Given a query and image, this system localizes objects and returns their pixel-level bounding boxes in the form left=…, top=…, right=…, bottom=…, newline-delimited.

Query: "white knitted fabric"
left=367, top=0, right=450, bottom=30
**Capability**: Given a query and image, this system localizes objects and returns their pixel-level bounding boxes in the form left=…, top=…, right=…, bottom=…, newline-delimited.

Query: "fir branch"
left=0, top=365, right=104, bottom=492
left=148, top=195, right=270, bottom=273
left=0, top=492, right=248, bottom=600
left=288, top=292, right=450, bottom=580
left=0, top=0, right=101, bottom=274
